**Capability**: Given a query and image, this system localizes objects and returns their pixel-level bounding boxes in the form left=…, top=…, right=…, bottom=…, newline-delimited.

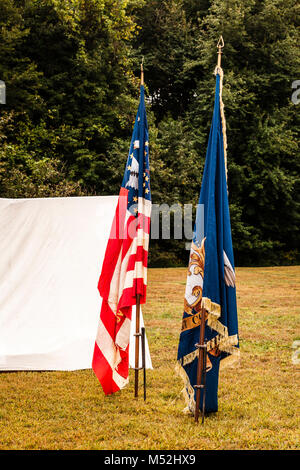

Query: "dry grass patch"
left=0, top=266, right=299, bottom=450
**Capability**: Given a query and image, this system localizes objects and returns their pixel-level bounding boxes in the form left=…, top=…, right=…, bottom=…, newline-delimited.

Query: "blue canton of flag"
left=177, top=67, right=239, bottom=415
left=122, top=85, right=151, bottom=217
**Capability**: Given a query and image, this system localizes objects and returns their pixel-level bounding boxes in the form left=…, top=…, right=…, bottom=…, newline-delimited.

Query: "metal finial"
left=217, top=36, right=224, bottom=68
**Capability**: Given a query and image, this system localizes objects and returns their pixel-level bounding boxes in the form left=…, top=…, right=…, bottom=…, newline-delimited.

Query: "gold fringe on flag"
left=214, top=36, right=227, bottom=181
left=214, top=65, right=228, bottom=181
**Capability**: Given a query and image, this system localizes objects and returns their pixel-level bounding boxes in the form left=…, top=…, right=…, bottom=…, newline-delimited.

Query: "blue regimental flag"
left=177, top=66, right=239, bottom=415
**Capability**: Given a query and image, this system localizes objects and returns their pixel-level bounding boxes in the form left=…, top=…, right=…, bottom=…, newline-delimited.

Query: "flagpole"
left=134, top=294, right=141, bottom=397
left=141, top=327, right=146, bottom=401
left=194, top=307, right=207, bottom=423
left=140, top=58, right=144, bottom=86
left=134, top=60, right=145, bottom=398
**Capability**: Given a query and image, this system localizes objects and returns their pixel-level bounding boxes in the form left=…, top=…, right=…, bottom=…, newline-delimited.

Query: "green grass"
left=0, top=266, right=299, bottom=450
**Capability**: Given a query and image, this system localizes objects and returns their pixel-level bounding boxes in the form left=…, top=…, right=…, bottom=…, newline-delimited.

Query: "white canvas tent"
left=0, top=196, right=152, bottom=371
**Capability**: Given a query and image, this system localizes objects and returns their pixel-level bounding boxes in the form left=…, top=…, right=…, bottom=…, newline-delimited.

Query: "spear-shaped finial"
left=217, top=36, right=224, bottom=68
left=141, top=57, right=144, bottom=86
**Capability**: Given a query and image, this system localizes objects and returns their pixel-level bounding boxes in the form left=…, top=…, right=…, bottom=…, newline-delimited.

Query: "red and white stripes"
left=92, top=190, right=151, bottom=394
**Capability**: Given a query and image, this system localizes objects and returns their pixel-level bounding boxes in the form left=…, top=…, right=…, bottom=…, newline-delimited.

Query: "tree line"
left=0, top=0, right=299, bottom=266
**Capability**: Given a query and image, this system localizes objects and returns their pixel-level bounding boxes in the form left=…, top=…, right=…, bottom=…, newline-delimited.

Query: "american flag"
left=92, top=85, right=151, bottom=394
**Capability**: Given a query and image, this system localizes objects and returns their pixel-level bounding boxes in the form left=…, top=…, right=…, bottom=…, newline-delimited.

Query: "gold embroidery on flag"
left=181, top=309, right=207, bottom=332
left=116, top=310, right=124, bottom=323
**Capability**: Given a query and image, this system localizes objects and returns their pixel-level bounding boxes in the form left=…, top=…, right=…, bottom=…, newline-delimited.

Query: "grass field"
left=0, top=266, right=299, bottom=450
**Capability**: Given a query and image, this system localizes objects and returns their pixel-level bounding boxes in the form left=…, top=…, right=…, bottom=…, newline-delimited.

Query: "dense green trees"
left=0, top=0, right=299, bottom=266
left=0, top=0, right=139, bottom=195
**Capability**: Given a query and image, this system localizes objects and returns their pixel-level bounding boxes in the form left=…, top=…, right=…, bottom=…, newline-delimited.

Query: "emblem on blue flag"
left=177, top=65, right=240, bottom=415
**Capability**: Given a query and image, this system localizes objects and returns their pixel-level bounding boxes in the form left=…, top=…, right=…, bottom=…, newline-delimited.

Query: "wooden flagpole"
left=134, top=294, right=141, bottom=397
left=140, top=58, right=144, bottom=86
left=134, top=60, right=145, bottom=398
left=141, top=327, right=146, bottom=401
left=194, top=307, right=207, bottom=423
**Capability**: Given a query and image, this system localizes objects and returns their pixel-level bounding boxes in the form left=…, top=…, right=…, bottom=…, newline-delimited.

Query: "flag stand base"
left=194, top=342, right=207, bottom=424
left=133, top=327, right=147, bottom=400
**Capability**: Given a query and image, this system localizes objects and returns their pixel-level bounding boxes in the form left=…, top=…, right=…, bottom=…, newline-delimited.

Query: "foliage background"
left=0, top=0, right=299, bottom=267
